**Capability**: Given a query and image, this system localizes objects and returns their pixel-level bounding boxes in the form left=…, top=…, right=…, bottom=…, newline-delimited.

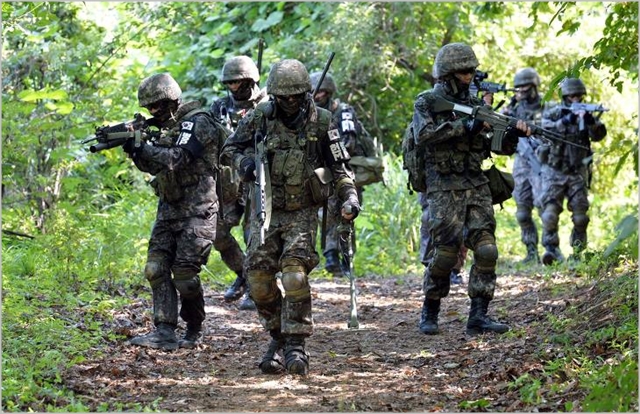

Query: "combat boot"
left=223, top=274, right=246, bottom=302
left=541, top=247, right=564, bottom=266
left=466, top=297, right=509, bottom=335
left=259, top=330, right=285, bottom=374
left=324, top=249, right=342, bottom=276
left=178, top=324, right=201, bottom=349
left=284, top=335, right=310, bottom=376
left=129, top=323, right=178, bottom=351
left=521, top=243, right=540, bottom=264
left=238, top=291, right=256, bottom=311
left=419, top=298, right=440, bottom=335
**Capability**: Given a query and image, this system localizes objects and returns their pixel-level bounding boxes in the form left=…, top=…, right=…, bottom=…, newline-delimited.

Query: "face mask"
left=230, top=80, right=253, bottom=101
left=276, top=93, right=306, bottom=115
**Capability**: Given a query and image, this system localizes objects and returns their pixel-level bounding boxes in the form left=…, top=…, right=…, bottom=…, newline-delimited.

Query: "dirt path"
left=64, top=270, right=583, bottom=412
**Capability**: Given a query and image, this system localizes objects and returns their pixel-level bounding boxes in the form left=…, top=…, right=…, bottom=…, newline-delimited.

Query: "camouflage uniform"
left=210, top=56, right=268, bottom=309
left=538, top=78, right=607, bottom=265
left=221, top=59, right=360, bottom=375
left=501, top=68, right=544, bottom=264
left=310, top=72, right=369, bottom=276
left=414, top=43, right=520, bottom=336
left=126, top=73, right=224, bottom=350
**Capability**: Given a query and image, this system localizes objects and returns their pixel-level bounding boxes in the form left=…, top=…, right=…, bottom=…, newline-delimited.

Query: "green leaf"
left=18, top=88, right=68, bottom=102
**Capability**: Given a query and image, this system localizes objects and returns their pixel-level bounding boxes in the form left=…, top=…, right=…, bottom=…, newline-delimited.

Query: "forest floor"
left=64, top=267, right=591, bottom=412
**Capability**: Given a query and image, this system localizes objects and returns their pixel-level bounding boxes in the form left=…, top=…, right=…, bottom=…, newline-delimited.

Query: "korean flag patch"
left=181, top=121, right=194, bottom=131
left=328, top=129, right=341, bottom=141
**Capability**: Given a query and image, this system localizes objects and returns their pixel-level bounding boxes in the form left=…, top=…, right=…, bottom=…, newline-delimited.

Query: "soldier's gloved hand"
left=561, top=112, right=577, bottom=125
left=464, top=118, right=484, bottom=136
left=583, top=112, right=596, bottom=125
left=239, top=157, right=256, bottom=182
left=122, top=138, right=144, bottom=159
left=341, top=195, right=360, bottom=220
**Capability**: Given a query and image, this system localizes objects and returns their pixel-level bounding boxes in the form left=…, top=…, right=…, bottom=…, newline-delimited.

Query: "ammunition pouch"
left=483, top=165, right=514, bottom=205
left=150, top=169, right=199, bottom=203
left=308, top=167, right=334, bottom=204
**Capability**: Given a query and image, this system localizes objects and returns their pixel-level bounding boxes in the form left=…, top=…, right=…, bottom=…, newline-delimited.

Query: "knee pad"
left=474, top=241, right=499, bottom=272
left=515, top=205, right=532, bottom=225
left=431, top=246, right=459, bottom=277
left=172, top=268, right=202, bottom=298
left=247, top=270, right=279, bottom=304
left=542, top=204, right=561, bottom=225
left=572, top=212, right=589, bottom=229
left=281, top=259, right=310, bottom=302
left=144, top=259, right=171, bottom=288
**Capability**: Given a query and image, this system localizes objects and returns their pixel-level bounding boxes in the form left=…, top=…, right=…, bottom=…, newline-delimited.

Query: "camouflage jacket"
left=326, top=98, right=373, bottom=158
left=502, top=96, right=544, bottom=161
left=413, top=83, right=516, bottom=193
left=220, top=99, right=357, bottom=211
left=540, top=102, right=607, bottom=173
left=133, top=100, right=222, bottom=220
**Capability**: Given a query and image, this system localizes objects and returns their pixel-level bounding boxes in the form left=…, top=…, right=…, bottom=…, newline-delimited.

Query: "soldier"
left=126, top=73, right=224, bottom=350
left=538, top=78, right=607, bottom=265
left=221, top=59, right=360, bottom=375
left=310, top=71, right=370, bottom=276
left=501, top=68, right=545, bottom=264
left=413, top=43, right=531, bottom=336
left=211, top=56, right=269, bottom=311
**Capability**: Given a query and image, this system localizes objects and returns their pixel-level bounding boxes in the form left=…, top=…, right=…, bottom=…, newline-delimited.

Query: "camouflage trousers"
left=146, top=214, right=216, bottom=329
left=422, top=186, right=498, bottom=300
left=245, top=206, right=320, bottom=336
left=538, top=165, right=590, bottom=251
left=213, top=200, right=246, bottom=275
left=418, top=192, right=468, bottom=269
left=513, top=154, right=542, bottom=245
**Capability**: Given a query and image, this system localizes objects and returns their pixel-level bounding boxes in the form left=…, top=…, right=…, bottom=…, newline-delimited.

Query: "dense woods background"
left=2, top=2, right=638, bottom=412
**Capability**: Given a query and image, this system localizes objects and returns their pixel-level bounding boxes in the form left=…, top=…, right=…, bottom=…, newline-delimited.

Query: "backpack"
left=401, top=121, right=427, bottom=193
left=349, top=132, right=385, bottom=187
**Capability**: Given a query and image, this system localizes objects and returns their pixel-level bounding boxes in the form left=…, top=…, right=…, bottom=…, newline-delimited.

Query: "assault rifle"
left=253, top=124, right=271, bottom=246
left=469, top=70, right=514, bottom=96
left=432, top=97, right=590, bottom=152
left=82, top=114, right=161, bottom=153
left=337, top=205, right=359, bottom=329
left=561, top=102, right=609, bottom=132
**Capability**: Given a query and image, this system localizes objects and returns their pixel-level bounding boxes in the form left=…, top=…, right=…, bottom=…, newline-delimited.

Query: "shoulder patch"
left=328, top=129, right=341, bottom=141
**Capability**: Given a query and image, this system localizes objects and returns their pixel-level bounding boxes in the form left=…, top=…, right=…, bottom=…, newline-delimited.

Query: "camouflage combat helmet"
left=138, top=73, right=182, bottom=107
left=561, top=78, right=587, bottom=97
left=266, top=59, right=312, bottom=96
left=514, top=67, right=541, bottom=88
left=433, top=43, right=479, bottom=79
left=222, top=56, right=260, bottom=83
left=310, top=72, right=337, bottom=95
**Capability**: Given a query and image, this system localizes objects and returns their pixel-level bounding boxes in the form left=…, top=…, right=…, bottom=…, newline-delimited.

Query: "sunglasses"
left=223, top=80, right=243, bottom=86
left=567, top=94, right=584, bottom=99
left=456, top=68, right=476, bottom=75
left=275, top=93, right=306, bottom=102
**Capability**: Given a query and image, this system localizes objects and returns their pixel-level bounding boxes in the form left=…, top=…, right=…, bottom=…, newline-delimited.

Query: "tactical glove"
left=239, top=157, right=256, bottom=182
left=464, top=118, right=484, bottom=136
left=122, top=138, right=144, bottom=159
left=561, top=112, right=577, bottom=125
left=341, top=194, right=361, bottom=220
left=583, top=112, right=595, bottom=125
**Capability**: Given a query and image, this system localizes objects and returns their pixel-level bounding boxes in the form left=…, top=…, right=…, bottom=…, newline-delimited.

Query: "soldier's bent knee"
left=173, top=274, right=202, bottom=298
left=432, top=246, right=459, bottom=275
left=281, top=259, right=309, bottom=302
left=573, top=213, right=589, bottom=228
left=247, top=270, right=279, bottom=303
left=144, top=260, right=171, bottom=288
left=542, top=204, right=561, bottom=224
left=515, top=205, right=532, bottom=224
left=474, top=242, right=498, bottom=271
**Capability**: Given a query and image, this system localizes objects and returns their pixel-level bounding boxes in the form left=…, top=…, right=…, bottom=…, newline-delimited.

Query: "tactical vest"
left=254, top=102, right=333, bottom=211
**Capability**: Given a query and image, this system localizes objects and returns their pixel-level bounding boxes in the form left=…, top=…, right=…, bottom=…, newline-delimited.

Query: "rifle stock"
left=432, top=97, right=590, bottom=151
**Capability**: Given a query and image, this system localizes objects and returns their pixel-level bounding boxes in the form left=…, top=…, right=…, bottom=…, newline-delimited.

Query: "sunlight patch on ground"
left=204, top=305, right=235, bottom=315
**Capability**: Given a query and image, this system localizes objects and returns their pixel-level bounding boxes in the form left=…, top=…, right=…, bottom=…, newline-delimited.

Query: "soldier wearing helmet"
left=501, top=67, right=545, bottom=264
left=309, top=71, right=374, bottom=276
left=126, top=73, right=225, bottom=351
left=221, top=59, right=360, bottom=376
left=210, top=56, right=269, bottom=312
left=412, top=43, right=532, bottom=337
left=537, top=77, right=607, bottom=265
